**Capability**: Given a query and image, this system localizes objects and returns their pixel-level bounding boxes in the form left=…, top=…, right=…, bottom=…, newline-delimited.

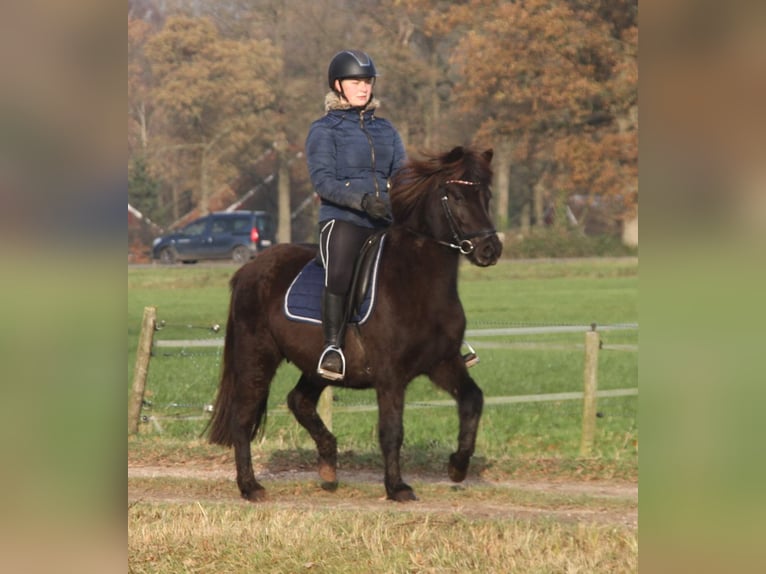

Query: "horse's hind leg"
left=430, top=357, right=484, bottom=483
left=231, top=344, right=282, bottom=501
left=287, top=375, right=338, bottom=487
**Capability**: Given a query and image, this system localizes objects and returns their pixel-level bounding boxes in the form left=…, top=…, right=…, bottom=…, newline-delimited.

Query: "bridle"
left=436, top=179, right=497, bottom=255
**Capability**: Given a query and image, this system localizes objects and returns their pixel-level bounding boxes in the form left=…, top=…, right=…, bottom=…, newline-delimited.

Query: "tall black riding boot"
left=317, top=290, right=348, bottom=381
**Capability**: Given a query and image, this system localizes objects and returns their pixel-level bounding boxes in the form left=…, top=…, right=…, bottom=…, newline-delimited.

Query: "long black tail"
left=207, top=272, right=269, bottom=446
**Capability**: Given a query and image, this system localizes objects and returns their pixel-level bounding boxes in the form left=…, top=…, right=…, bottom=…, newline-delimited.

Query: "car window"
left=256, top=215, right=275, bottom=237
left=231, top=217, right=251, bottom=233
left=183, top=220, right=207, bottom=236
left=211, top=218, right=234, bottom=234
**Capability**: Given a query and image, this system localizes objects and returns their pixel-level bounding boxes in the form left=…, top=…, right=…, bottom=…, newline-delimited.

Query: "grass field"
left=128, top=257, right=637, bottom=471
left=128, top=257, right=638, bottom=572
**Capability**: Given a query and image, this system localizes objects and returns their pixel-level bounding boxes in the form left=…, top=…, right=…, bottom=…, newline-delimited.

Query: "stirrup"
left=317, top=345, right=346, bottom=381
left=462, top=340, right=480, bottom=368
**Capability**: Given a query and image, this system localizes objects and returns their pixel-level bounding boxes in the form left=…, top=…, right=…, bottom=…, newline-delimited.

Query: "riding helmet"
left=328, top=50, right=378, bottom=90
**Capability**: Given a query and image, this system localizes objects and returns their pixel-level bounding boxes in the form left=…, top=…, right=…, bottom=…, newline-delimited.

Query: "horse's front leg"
left=430, top=357, right=484, bottom=483
left=287, top=374, right=338, bottom=487
left=376, top=385, right=417, bottom=502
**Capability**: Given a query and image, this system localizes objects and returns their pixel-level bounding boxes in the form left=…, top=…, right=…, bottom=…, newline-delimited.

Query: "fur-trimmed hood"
left=307, top=90, right=406, bottom=229
left=324, top=91, right=380, bottom=113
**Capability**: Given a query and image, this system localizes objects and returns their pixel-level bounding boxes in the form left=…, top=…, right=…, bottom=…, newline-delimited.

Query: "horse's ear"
left=445, top=146, right=465, bottom=163
left=482, top=148, right=494, bottom=164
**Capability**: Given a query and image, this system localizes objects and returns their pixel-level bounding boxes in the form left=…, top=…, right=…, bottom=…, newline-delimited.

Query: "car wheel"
left=158, top=247, right=176, bottom=264
left=232, top=245, right=250, bottom=264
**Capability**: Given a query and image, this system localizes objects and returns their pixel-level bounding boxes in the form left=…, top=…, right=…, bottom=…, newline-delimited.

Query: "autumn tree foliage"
left=442, top=0, right=637, bottom=230
left=137, top=16, right=280, bottom=219
left=128, top=1, right=637, bottom=242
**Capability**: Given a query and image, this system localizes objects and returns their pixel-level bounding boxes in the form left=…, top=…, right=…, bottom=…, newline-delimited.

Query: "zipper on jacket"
left=359, top=110, right=380, bottom=197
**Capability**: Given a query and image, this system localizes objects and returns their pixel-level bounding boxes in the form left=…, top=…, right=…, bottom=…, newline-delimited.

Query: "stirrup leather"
left=317, top=345, right=346, bottom=381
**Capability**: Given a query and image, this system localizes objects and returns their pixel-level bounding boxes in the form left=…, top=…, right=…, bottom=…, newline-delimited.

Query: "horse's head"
left=391, top=146, right=503, bottom=267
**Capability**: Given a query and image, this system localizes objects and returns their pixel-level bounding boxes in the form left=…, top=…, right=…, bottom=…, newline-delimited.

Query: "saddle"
left=284, top=232, right=386, bottom=325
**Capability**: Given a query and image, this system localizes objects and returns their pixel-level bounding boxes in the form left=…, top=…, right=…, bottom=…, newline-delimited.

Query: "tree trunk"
left=138, top=102, right=148, bottom=151
left=520, top=201, right=530, bottom=235
left=199, top=147, right=210, bottom=216
left=493, top=138, right=512, bottom=231
left=399, top=119, right=410, bottom=152
left=533, top=180, right=545, bottom=228
left=277, top=154, right=291, bottom=244
left=275, top=132, right=291, bottom=244
left=171, top=183, right=179, bottom=222
left=425, top=51, right=439, bottom=150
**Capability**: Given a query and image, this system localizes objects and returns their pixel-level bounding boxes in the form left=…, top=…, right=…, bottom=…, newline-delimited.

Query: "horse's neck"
left=389, top=227, right=461, bottom=288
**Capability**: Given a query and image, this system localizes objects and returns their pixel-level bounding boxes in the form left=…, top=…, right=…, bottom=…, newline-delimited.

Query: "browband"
left=444, top=179, right=480, bottom=186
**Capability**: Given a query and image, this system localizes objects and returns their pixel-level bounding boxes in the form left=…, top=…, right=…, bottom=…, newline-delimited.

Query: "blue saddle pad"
left=283, top=238, right=385, bottom=325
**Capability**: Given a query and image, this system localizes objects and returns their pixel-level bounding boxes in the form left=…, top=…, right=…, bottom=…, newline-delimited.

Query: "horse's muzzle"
left=469, top=234, right=503, bottom=267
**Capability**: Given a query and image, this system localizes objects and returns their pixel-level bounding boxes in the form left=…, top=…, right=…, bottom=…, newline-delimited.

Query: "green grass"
left=128, top=258, right=638, bottom=480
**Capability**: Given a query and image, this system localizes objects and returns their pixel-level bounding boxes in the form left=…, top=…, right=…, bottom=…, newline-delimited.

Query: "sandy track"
left=128, top=464, right=637, bottom=528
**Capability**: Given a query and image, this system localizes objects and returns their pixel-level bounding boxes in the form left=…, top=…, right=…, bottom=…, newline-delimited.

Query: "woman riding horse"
left=306, top=49, right=406, bottom=381
left=208, top=146, right=502, bottom=502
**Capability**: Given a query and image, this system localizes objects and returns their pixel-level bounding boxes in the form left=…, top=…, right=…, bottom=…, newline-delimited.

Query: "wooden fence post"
left=579, top=323, right=599, bottom=456
left=318, top=387, right=333, bottom=432
left=128, top=306, right=157, bottom=435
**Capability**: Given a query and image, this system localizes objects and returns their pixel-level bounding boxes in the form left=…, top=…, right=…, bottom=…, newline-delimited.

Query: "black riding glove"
left=361, top=194, right=391, bottom=221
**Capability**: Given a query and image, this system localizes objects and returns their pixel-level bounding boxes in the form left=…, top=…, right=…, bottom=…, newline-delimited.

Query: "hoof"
left=448, top=465, right=467, bottom=483
left=318, top=462, right=337, bottom=483
left=388, top=485, right=418, bottom=502
left=321, top=480, right=339, bottom=492
left=241, top=487, right=267, bottom=502
left=448, top=453, right=468, bottom=483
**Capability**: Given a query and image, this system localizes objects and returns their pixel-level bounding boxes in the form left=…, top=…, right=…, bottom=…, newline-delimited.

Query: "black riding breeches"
left=318, top=219, right=378, bottom=297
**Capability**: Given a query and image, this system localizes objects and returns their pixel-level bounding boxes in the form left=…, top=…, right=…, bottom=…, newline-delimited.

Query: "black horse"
left=208, top=146, right=502, bottom=502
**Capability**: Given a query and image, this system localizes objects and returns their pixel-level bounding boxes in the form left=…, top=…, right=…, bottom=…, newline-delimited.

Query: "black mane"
left=390, top=146, right=493, bottom=225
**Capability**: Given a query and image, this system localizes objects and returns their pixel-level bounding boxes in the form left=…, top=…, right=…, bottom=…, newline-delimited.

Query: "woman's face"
left=335, top=77, right=374, bottom=107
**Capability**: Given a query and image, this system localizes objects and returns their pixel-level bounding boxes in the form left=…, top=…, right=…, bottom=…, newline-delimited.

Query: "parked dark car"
left=151, top=211, right=276, bottom=264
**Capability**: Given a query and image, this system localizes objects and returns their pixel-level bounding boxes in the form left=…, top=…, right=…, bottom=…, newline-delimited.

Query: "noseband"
left=438, top=179, right=497, bottom=255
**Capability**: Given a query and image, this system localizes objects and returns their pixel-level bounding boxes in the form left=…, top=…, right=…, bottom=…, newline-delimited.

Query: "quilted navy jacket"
left=305, top=92, right=406, bottom=228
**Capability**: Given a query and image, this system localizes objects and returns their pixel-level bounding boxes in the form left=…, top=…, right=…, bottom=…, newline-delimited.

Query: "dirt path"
left=128, top=464, right=637, bottom=529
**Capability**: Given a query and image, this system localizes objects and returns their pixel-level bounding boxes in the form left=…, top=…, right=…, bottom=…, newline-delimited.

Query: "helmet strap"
left=333, top=79, right=347, bottom=101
